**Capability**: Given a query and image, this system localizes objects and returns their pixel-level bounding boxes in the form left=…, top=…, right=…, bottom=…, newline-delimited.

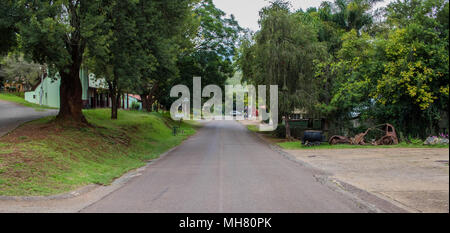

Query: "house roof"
left=128, top=94, right=141, bottom=101
left=31, top=79, right=42, bottom=91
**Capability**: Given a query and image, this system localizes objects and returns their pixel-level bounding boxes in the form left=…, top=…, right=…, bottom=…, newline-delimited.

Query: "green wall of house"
left=25, top=68, right=89, bottom=108
left=80, top=68, right=89, bottom=101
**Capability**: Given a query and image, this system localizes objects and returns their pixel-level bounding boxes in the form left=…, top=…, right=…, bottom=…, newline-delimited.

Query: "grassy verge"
left=246, top=125, right=271, bottom=134
left=246, top=125, right=259, bottom=133
left=0, top=93, right=57, bottom=111
left=0, top=109, right=199, bottom=196
left=278, top=141, right=449, bottom=150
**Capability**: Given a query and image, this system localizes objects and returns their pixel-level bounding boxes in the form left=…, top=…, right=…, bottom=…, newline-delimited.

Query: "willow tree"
left=1, top=54, right=44, bottom=90
left=240, top=0, right=326, bottom=138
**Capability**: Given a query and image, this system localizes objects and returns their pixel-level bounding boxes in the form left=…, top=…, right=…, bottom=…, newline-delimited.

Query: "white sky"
left=213, top=0, right=394, bottom=31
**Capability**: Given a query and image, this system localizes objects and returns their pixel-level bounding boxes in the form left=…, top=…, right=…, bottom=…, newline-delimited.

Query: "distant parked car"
left=230, top=110, right=243, bottom=117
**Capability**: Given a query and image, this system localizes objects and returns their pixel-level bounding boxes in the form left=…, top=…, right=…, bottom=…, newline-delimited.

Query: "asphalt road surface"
left=0, top=100, right=58, bottom=137
left=82, top=120, right=370, bottom=213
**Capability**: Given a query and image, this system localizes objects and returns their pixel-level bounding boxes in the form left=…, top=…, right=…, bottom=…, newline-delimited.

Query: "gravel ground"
left=284, top=148, right=449, bottom=213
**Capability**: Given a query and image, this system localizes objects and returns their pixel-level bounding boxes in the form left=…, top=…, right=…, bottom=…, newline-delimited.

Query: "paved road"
left=82, top=120, right=370, bottom=213
left=0, top=100, right=58, bottom=137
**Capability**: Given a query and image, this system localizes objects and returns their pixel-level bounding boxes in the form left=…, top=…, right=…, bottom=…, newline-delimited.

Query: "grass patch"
left=246, top=125, right=272, bottom=134
left=0, top=109, right=199, bottom=196
left=278, top=141, right=450, bottom=150
left=247, top=125, right=259, bottom=133
left=0, top=93, right=57, bottom=111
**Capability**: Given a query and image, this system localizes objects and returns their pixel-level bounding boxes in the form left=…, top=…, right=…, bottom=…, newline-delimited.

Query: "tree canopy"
left=1, top=0, right=447, bottom=138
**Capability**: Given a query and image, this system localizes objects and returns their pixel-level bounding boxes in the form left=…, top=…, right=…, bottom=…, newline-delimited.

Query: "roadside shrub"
left=398, top=131, right=406, bottom=143
left=409, top=137, right=423, bottom=145
left=131, top=102, right=141, bottom=111
left=273, top=124, right=286, bottom=138
left=11, top=92, right=24, bottom=98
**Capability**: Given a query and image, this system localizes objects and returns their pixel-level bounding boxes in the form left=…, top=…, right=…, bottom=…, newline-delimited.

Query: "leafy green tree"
left=315, top=30, right=382, bottom=134
left=86, top=0, right=142, bottom=119
left=333, top=0, right=382, bottom=32
left=368, top=0, right=449, bottom=137
left=0, top=1, right=25, bottom=88
left=316, top=0, right=449, bottom=137
left=17, top=0, right=105, bottom=123
left=311, top=0, right=387, bottom=134
left=0, top=0, right=24, bottom=55
left=133, top=0, right=195, bottom=112
left=165, top=0, right=242, bottom=110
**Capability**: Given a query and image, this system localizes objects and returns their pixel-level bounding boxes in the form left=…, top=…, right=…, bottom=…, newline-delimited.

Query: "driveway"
left=0, top=100, right=58, bottom=137
left=80, top=121, right=400, bottom=213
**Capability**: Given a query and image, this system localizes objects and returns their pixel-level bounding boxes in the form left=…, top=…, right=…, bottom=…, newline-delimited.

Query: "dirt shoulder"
left=240, top=120, right=449, bottom=213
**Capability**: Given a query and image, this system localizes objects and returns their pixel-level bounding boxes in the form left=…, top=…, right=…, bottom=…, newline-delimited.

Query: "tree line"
left=238, top=0, right=449, bottom=139
left=0, top=0, right=242, bottom=122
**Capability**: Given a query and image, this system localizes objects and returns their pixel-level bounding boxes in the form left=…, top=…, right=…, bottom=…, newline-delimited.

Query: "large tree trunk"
left=140, top=94, right=151, bottom=112
left=323, top=118, right=330, bottom=140
left=56, top=1, right=87, bottom=124
left=108, top=80, right=120, bottom=120
left=140, top=82, right=159, bottom=112
left=285, top=115, right=292, bottom=140
left=110, top=93, right=119, bottom=120
left=57, top=68, right=86, bottom=124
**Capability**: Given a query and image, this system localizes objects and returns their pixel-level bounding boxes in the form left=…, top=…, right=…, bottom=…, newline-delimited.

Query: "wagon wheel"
left=330, top=138, right=339, bottom=145
left=380, top=136, right=395, bottom=145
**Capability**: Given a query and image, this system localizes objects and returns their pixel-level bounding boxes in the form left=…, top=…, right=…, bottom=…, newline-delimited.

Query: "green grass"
left=0, top=93, right=57, bottom=111
left=246, top=125, right=272, bottom=134
left=278, top=141, right=450, bottom=150
left=247, top=125, right=259, bottom=132
left=0, top=109, right=199, bottom=196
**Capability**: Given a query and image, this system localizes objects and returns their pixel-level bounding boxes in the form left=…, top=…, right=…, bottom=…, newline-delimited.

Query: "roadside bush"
left=409, top=137, right=423, bottom=145
left=273, top=124, right=286, bottom=138
left=9, top=86, right=17, bottom=92
left=398, top=131, right=406, bottom=143
left=10, top=92, right=24, bottom=98
left=131, top=102, right=141, bottom=111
